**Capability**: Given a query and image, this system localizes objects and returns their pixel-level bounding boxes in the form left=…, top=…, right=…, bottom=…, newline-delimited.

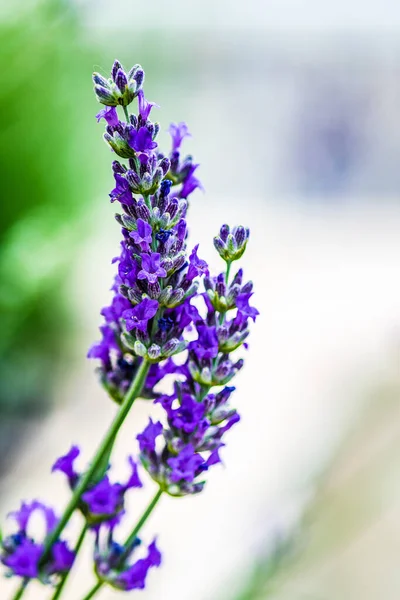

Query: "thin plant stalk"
left=42, top=359, right=150, bottom=560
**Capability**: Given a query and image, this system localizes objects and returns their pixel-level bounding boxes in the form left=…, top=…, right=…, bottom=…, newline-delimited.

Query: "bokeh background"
left=1, top=0, right=400, bottom=598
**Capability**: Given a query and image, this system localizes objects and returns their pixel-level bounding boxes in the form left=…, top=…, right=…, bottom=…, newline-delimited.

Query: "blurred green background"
left=0, top=0, right=103, bottom=465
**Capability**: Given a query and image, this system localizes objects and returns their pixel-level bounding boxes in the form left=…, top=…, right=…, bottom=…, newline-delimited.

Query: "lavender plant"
left=1, top=60, right=258, bottom=600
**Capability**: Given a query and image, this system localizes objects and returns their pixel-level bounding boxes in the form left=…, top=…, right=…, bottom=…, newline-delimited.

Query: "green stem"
left=80, top=489, right=163, bottom=600
left=50, top=523, right=88, bottom=600
left=81, top=581, right=102, bottom=600
left=123, top=105, right=130, bottom=123
left=225, top=260, right=232, bottom=284
left=122, top=488, right=163, bottom=558
left=42, top=359, right=150, bottom=562
left=218, top=260, right=232, bottom=327
left=10, top=581, right=28, bottom=600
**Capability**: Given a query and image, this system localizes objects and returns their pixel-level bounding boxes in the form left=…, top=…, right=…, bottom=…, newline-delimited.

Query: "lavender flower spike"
left=1, top=59, right=257, bottom=600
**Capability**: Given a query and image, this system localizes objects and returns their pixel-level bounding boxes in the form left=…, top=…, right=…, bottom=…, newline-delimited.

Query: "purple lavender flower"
left=110, top=173, right=133, bottom=205
left=166, top=394, right=206, bottom=434
left=49, top=541, right=75, bottom=574
left=52, top=445, right=80, bottom=486
left=94, top=524, right=161, bottom=592
left=96, top=106, right=119, bottom=127
left=167, top=445, right=205, bottom=483
left=115, top=539, right=161, bottom=591
left=137, top=419, right=163, bottom=453
left=82, top=478, right=123, bottom=518
left=129, top=218, right=152, bottom=250
left=189, top=325, right=219, bottom=360
left=122, top=298, right=159, bottom=333
left=128, top=127, right=157, bottom=153
left=1, top=501, right=74, bottom=583
left=2, top=540, right=43, bottom=578
left=180, top=164, right=202, bottom=199
left=169, top=122, right=191, bottom=151
left=186, top=244, right=209, bottom=280
left=138, top=90, right=158, bottom=121
left=236, top=292, right=260, bottom=322
left=137, top=253, right=167, bottom=284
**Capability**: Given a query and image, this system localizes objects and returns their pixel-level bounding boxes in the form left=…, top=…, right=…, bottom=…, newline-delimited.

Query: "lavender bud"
left=127, top=288, right=143, bottom=304
left=127, top=64, right=141, bottom=80
left=133, top=68, right=144, bottom=87
left=147, top=344, right=161, bottom=361
left=220, top=224, right=230, bottom=242
left=148, top=281, right=161, bottom=299
left=241, top=281, right=253, bottom=294
left=159, top=158, right=170, bottom=176
left=159, top=286, right=172, bottom=305
left=226, top=234, right=238, bottom=255
left=176, top=218, right=187, bottom=241
left=141, top=172, right=153, bottom=191
left=163, top=338, right=181, bottom=357
left=94, top=85, right=116, bottom=106
left=136, top=200, right=151, bottom=221
left=166, top=198, right=179, bottom=219
left=111, top=60, right=123, bottom=82
left=152, top=168, right=163, bottom=188
left=93, top=72, right=110, bottom=88
left=213, top=236, right=226, bottom=255
left=134, top=340, right=148, bottom=357
left=167, top=289, right=185, bottom=307
left=112, top=160, right=125, bottom=174
left=115, top=69, right=128, bottom=93
left=126, top=170, right=141, bottom=188
left=231, top=268, right=243, bottom=286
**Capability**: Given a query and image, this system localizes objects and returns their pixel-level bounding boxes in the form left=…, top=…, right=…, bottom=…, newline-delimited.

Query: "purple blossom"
left=110, top=173, right=133, bottom=205
left=124, top=457, right=143, bottom=489
left=138, top=90, right=158, bottom=121
left=115, top=539, right=161, bottom=591
left=137, top=419, right=162, bottom=453
left=186, top=244, right=209, bottom=281
left=128, top=127, right=157, bottom=152
left=236, top=292, right=259, bottom=322
left=2, top=540, right=42, bottom=578
left=52, top=445, right=80, bottom=485
left=8, top=501, right=41, bottom=533
left=101, top=294, right=131, bottom=323
left=167, top=445, right=204, bottom=483
left=49, top=541, right=75, bottom=574
left=189, top=325, right=219, bottom=360
left=87, top=326, right=117, bottom=364
left=137, top=253, right=167, bottom=284
left=82, top=478, right=123, bottom=517
left=180, top=164, right=202, bottom=199
left=130, top=219, right=152, bottom=250
left=169, top=122, right=191, bottom=151
left=96, top=106, right=119, bottom=127
left=167, top=394, right=206, bottom=435
left=122, top=298, right=159, bottom=333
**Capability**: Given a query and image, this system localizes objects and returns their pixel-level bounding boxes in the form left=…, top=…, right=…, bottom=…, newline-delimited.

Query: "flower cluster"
left=89, top=63, right=203, bottom=404
left=94, top=528, right=161, bottom=591
left=137, top=255, right=258, bottom=496
left=1, top=502, right=74, bottom=583
left=52, top=446, right=142, bottom=528
left=1, top=59, right=257, bottom=599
